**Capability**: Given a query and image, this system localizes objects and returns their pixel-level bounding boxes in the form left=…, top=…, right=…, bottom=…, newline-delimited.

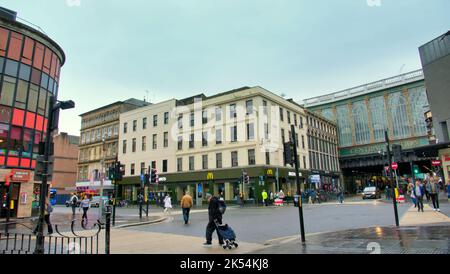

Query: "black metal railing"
left=0, top=208, right=111, bottom=254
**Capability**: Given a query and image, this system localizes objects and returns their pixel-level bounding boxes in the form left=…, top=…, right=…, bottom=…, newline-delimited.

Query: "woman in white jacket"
left=164, top=194, right=172, bottom=215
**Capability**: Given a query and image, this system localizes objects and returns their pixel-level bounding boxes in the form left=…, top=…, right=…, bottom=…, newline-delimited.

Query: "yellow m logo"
left=266, top=169, right=273, bottom=176
left=207, top=172, right=214, bottom=180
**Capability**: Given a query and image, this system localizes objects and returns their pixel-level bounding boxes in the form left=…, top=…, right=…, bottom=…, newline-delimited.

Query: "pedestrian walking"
left=33, top=198, right=54, bottom=235
left=163, top=194, right=172, bottom=215
left=70, top=193, right=79, bottom=215
left=203, top=193, right=224, bottom=247
left=337, top=187, right=344, bottom=204
left=426, top=178, right=441, bottom=212
left=181, top=191, right=193, bottom=224
left=261, top=189, right=268, bottom=206
left=385, top=186, right=391, bottom=200
left=424, top=181, right=431, bottom=202
left=413, top=180, right=425, bottom=212
left=80, top=195, right=91, bottom=221
left=269, top=191, right=274, bottom=205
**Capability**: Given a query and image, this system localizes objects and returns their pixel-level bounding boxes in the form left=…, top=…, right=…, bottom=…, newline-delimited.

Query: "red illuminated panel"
left=7, top=156, right=19, bottom=167
left=0, top=156, right=4, bottom=165
left=43, top=118, right=48, bottom=132
left=33, top=42, right=45, bottom=69
left=25, top=112, right=36, bottom=129
left=12, top=108, right=25, bottom=126
left=34, top=131, right=42, bottom=144
left=50, top=52, right=57, bottom=78
left=31, top=160, right=36, bottom=168
left=0, top=27, right=9, bottom=56
left=22, top=37, right=35, bottom=65
left=7, top=32, right=23, bottom=61
left=43, top=47, right=52, bottom=74
left=20, top=158, right=31, bottom=168
left=35, top=115, right=44, bottom=131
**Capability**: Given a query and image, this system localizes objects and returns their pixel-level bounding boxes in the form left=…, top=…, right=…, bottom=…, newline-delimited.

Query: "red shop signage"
left=11, top=169, right=31, bottom=182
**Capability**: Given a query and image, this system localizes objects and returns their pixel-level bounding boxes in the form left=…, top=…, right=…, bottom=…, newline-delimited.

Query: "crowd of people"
left=406, top=176, right=446, bottom=212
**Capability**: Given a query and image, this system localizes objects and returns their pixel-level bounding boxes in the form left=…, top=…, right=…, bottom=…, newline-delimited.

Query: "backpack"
left=218, top=199, right=227, bottom=215
left=71, top=196, right=78, bottom=205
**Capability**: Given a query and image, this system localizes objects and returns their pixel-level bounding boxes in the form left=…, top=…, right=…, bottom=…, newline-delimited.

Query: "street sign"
left=391, top=162, right=398, bottom=170
left=431, top=160, right=442, bottom=166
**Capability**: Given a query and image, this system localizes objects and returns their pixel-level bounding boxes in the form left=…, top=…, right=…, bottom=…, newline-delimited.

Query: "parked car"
left=90, top=196, right=109, bottom=208
left=362, top=186, right=381, bottom=199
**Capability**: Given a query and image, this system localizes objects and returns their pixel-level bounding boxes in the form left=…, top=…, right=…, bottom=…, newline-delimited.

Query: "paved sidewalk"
left=251, top=204, right=450, bottom=254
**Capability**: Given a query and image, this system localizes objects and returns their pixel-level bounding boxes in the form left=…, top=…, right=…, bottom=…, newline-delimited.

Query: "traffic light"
left=108, top=166, right=115, bottom=180
left=114, top=161, right=124, bottom=181
left=150, top=168, right=158, bottom=184
left=392, top=144, right=402, bottom=162
left=243, top=171, right=250, bottom=184
left=283, top=142, right=295, bottom=165
left=34, top=155, right=54, bottom=181
left=413, top=165, right=420, bottom=175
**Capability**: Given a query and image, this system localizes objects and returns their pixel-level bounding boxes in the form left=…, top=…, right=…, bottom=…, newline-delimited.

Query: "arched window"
left=389, top=92, right=410, bottom=138
left=409, top=87, right=429, bottom=136
left=369, top=96, right=388, bottom=141
left=336, top=105, right=352, bottom=146
left=321, top=108, right=335, bottom=122
left=352, top=100, right=370, bottom=144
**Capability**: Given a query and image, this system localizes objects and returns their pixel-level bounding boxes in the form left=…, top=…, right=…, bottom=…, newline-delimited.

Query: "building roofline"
left=79, top=99, right=150, bottom=117
left=303, top=69, right=424, bottom=107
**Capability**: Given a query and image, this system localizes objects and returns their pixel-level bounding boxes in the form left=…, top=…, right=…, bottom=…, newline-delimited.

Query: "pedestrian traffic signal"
left=243, top=172, right=250, bottom=184
left=114, top=161, right=124, bottom=181
left=413, top=165, right=419, bottom=175
left=150, top=168, right=158, bottom=184
left=144, top=173, right=150, bottom=184
left=108, top=166, right=115, bottom=180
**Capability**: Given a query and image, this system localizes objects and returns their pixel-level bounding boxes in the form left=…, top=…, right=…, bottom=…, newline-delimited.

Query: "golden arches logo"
left=207, top=173, right=214, bottom=180
left=266, top=169, right=273, bottom=176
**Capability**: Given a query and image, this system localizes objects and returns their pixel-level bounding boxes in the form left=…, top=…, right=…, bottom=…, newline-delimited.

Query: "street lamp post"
left=99, top=135, right=107, bottom=222
left=34, top=96, right=75, bottom=254
left=385, top=131, right=400, bottom=227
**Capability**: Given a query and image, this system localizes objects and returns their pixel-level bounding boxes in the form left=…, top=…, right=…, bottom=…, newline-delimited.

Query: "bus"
left=49, top=189, right=57, bottom=206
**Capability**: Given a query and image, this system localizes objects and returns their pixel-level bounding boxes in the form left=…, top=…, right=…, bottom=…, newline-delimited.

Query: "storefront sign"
left=266, top=169, right=273, bottom=176
left=288, top=172, right=302, bottom=177
left=158, top=177, right=167, bottom=182
left=11, top=170, right=31, bottom=182
left=431, top=160, right=441, bottom=166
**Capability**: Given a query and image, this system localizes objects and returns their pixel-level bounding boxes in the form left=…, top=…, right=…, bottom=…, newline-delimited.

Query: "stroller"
left=214, top=220, right=238, bottom=250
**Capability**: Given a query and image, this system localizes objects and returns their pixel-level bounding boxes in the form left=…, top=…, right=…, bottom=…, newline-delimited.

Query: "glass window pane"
left=0, top=123, right=10, bottom=154
left=389, top=92, right=411, bottom=138
left=40, top=73, right=49, bottom=89
left=15, top=80, right=28, bottom=109
left=31, top=68, right=41, bottom=85
left=369, top=96, right=387, bottom=141
left=1, top=76, right=16, bottom=106
left=28, top=84, right=39, bottom=112
left=352, top=100, right=370, bottom=145
left=19, top=64, right=31, bottom=81
left=336, top=105, right=352, bottom=146
left=5, top=59, right=19, bottom=76
left=409, top=86, right=429, bottom=136
left=0, top=57, right=4, bottom=73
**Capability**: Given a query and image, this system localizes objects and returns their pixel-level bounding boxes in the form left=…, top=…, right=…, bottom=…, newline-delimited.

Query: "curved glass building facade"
left=0, top=16, right=64, bottom=169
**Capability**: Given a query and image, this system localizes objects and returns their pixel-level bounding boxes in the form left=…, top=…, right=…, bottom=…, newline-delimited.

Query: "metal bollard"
left=105, top=206, right=111, bottom=254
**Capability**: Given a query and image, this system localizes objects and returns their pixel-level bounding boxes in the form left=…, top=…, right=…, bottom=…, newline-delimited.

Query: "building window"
left=248, top=149, right=256, bottom=165
left=247, top=123, right=254, bottom=140
left=189, top=133, right=194, bottom=148
left=151, top=161, right=156, bottom=169
left=231, top=151, right=238, bottom=167
left=189, top=156, right=195, bottom=171
left=302, top=135, right=305, bottom=149
left=263, top=100, right=268, bottom=115
left=178, top=114, right=183, bottom=129
left=280, top=107, right=284, bottom=121
left=130, top=163, right=135, bottom=175
left=177, top=158, right=183, bottom=172
left=142, top=136, right=147, bottom=151
left=178, top=136, right=183, bottom=150
left=287, top=111, right=291, bottom=124
left=143, top=118, right=147, bottom=129
left=303, top=156, right=307, bottom=169
left=264, top=123, right=269, bottom=139
left=202, top=109, right=208, bottom=124
left=140, top=162, right=145, bottom=175
left=230, top=104, right=236, bottom=118
left=216, top=128, right=222, bottom=145
left=190, top=112, right=195, bottom=127
left=122, top=140, right=127, bottom=154
left=216, top=153, right=222, bottom=168
left=202, top=132, right=208, bottom=147
left=266, top=152, right=270, bottom=165
left=294, top=114, right=297, bottom=126
left=300, top=116, right=304, bottom=129
left=246, top=100, right=253, bottom=115
left=164, top=132, right=168, bottom=148
left=153, top=115, right=158, bottom=127
left=231, top=126, right=237, bottom=142
left=132, top=138, right=136, bottom=152
left=163, top=160, right=168, bottom=172
left=409, top=87, right=429, bottom=136
left=215, top=107, right=222, bottom=121
left=352, top=100, right=370, bottom=145
left=336, top=105, right=352, bottom=146
left=281, top=129, right=285, bottom=144
left=202, top=155, right=208, bottom=170
left=152, top=134, right=157, bottom=149
left=123, top=123, right=127, bottom=134
left=164, top=112, right=169, bottom=124
left=389, top=92, right=411, bottom=139
left=133, top=120, right=137, bottom=132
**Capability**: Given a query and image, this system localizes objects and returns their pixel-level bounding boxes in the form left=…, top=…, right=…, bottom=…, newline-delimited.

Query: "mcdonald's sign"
left=266, top=169, right=273, bottom=176
left=207, top=172, right=214, bottom=180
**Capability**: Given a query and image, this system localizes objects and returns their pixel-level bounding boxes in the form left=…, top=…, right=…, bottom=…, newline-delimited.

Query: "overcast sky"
left=2, top=0, right=449, bottom=136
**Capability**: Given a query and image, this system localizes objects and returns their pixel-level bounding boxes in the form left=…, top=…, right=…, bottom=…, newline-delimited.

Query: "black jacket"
left=208, top=197, right=222, bottom=222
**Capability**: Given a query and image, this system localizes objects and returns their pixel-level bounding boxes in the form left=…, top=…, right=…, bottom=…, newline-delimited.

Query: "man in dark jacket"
left=203, top=193, right=224, bottom=246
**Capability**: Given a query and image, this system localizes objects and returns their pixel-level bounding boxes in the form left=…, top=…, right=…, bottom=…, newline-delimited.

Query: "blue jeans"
left=182, top=208, right=190, bottom=223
